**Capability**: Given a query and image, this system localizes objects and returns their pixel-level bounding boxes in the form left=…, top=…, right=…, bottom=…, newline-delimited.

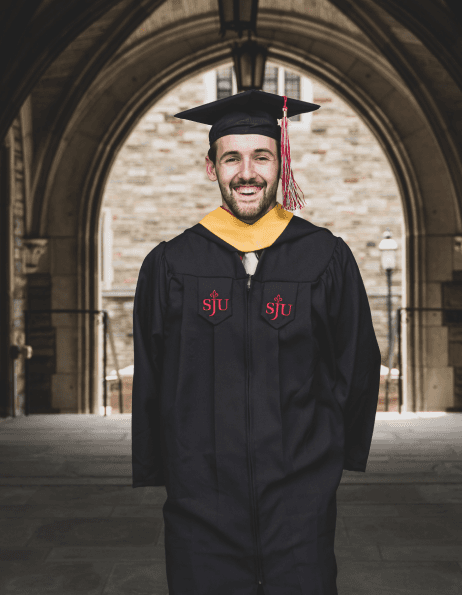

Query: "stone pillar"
left=444, top=240, right=462, bottom=410
left=27, top=272, right=60, bottom=413
left=416, top=235, right=455, bottom=411
left=49, top=236, right=80, bottom=413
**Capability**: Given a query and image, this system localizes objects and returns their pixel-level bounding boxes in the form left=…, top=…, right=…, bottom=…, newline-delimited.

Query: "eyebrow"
left=219, top=148, right=275, bottom=161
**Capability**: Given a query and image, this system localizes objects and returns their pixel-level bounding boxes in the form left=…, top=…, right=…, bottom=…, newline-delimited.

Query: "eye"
left=225, top=157, right=237, bottom=162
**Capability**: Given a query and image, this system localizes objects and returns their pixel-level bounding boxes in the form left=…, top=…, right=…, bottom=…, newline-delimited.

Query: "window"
left=216, top=66, right=233, bottom=100
left=284, top=71, right=301, bottom=121
left=263, top=65, right=278, bottom=94
left=99, top=207, right=114, bottom=291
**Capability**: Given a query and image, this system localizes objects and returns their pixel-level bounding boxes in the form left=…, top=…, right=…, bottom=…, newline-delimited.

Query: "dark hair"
left=207, top=138, right=281, bottom=167
left=207, top=142, right=218, bottom=165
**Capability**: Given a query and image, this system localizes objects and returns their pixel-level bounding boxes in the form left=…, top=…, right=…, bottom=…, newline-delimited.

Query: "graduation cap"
left=174, top=89, right=320, bottom=212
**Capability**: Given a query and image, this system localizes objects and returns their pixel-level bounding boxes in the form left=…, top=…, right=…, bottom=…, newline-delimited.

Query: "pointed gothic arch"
left=36, top=12, right=460, bottom=413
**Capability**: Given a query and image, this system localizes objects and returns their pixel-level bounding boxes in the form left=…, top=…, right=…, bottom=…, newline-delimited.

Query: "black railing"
left=24, top=309, right=123, bottom=416
left=23, top=306, right=461, bottom=416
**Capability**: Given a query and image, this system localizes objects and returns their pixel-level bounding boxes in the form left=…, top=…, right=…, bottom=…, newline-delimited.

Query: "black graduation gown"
left=131, top=212, right=382, bottom=595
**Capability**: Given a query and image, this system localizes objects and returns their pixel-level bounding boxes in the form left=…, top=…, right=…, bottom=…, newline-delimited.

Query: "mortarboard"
left=174, top=89, right=320, bottom=212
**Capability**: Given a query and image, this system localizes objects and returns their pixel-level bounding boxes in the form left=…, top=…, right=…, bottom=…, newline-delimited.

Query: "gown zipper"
left=246, top=271, right=264, bottom=585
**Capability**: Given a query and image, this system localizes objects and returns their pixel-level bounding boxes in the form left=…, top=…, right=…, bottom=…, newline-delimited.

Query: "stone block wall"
left=7, top=118, right=28, bottom=415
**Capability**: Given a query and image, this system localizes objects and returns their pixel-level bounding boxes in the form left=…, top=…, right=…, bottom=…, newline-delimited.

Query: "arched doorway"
left=36, top=13, right=460, bottom=413
left=99, top=61, right=405, bottom=413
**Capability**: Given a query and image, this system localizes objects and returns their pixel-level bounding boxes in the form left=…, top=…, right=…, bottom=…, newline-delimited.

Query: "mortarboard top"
left=174, top=89, right=320, bottom=146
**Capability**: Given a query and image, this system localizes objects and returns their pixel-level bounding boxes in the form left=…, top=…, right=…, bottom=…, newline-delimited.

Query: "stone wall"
left=6, top=111, right=60, bottom=416
left=101, top=65, right=404, bottom=376
left=7, top=118, right=28, bottom=415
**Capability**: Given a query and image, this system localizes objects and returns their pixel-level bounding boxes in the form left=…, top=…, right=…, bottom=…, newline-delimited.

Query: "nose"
left=238, top=156, right=257, bottom=181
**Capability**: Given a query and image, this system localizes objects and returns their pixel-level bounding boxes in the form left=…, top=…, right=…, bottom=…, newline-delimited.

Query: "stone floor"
left=0, top=412, right=461, bottom=595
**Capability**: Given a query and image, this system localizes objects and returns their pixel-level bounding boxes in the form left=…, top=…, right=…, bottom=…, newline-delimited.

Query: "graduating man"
left=131, top=90, right=382, bottom=595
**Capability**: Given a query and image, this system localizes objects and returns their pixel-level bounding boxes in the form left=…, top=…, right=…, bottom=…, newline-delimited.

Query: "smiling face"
left=205, top=134, right=281, bottom=225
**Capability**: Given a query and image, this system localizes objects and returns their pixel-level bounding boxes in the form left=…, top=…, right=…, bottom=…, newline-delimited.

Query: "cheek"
left=217, top=167, right=238, bottom=185
left=259, top=164, right=280, bottom=183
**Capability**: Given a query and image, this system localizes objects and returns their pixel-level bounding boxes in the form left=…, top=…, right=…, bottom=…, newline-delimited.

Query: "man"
left=131, top=90, right=382, bottom=595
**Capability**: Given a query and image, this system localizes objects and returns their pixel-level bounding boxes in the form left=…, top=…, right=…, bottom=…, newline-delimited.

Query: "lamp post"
left=217, top=0, right=267, bottom=92
left=378, top=228, right=398, bottom=411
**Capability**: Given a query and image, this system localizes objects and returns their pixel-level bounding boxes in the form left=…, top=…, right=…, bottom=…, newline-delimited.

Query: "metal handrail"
left=23, top=306, right=462, bottom=416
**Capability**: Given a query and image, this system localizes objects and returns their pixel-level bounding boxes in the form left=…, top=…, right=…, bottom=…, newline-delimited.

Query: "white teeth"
left=235, top=187, right=260, bottom=195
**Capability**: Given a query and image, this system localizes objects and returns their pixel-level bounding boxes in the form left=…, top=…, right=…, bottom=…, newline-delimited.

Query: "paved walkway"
left=0, top=412, right=461, bottom=594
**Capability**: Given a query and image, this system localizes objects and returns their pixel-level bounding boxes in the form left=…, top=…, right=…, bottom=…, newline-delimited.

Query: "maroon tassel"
left=281, top=96, right=305, bottom=212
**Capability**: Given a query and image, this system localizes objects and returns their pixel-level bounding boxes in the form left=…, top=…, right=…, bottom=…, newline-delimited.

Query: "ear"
left=205, top=155, right=218, bottom=181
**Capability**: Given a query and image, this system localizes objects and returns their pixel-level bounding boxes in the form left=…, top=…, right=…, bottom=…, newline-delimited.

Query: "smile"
left=233, top=186, right=263, bottom=196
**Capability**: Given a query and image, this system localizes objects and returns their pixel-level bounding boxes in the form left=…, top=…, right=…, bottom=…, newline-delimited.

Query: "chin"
left=233, top=196, right=266, bottom=210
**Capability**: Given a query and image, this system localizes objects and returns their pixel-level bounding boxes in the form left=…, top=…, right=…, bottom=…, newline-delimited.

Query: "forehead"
left=216, top=134, right=277, bottom=154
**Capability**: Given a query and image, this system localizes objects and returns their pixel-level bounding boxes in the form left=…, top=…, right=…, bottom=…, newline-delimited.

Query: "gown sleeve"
left=131, top=241, right=169, bottom=488
left=324, top=236, right=382, bottom=472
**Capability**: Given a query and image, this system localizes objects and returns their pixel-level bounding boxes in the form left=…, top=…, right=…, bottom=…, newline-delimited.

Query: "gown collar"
left=198, top=202, right=293, bottom=252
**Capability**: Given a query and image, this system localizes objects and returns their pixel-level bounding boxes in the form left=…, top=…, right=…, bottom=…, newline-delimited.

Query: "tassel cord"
left=281, top=96, right=305, bottom=212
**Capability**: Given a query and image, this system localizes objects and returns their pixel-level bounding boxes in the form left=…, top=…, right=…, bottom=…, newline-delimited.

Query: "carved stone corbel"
left=22, top=238, right=48, bottom=274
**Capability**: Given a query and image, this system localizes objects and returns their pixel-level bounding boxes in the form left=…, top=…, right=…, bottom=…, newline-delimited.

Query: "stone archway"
left=38, top=12, right=461, bottom=413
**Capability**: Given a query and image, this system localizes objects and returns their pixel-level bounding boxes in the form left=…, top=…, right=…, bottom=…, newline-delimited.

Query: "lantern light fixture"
left=218, top=0, right=259, bottom=38
left=232, top=38, right=267, bottom=92
left=378, top=228, right=398, bottom=270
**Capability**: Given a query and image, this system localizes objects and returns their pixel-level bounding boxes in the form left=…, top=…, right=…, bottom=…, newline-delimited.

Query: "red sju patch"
left=261, top=282, right=298, bottom=328
left=198, top=277, right=233, bottom=325
left=266, top=294, right=293, bottom=320
left=203, top=289, right=230, bottom=317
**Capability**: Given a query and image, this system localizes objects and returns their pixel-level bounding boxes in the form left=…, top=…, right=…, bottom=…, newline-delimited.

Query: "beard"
left=217, top=175, right=280, bottom=225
